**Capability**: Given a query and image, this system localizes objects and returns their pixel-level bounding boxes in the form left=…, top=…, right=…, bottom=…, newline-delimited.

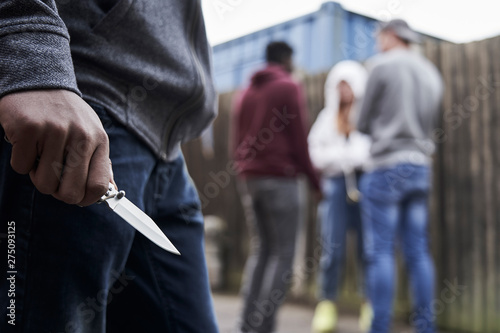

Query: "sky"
left=201, top=0, right=500, bottom=46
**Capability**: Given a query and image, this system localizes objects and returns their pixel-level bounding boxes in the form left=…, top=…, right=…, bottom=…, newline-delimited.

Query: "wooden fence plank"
left=493, top=36, right=500, bottom=331
left=488, top=36, right=500, bottom=331
left=464, top=40, right=486, bottom=332
left=423, top=39, right=450, bottom=330
left=455, top=41, right=474, bottom=331
left=477, top=37, right=497, bottom=332
left=439, top=41, right=460, bottom=329
left=484, top=38, right=500, bottom=332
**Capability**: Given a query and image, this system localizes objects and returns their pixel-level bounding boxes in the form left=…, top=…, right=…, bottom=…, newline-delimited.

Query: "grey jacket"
left=357, top=48, right=443, bottom=170
left=0, top=0, right=216, bottom=161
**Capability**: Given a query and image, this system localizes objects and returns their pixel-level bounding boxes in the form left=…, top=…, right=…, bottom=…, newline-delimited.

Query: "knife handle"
left=98, top=182, right=125, bottom=204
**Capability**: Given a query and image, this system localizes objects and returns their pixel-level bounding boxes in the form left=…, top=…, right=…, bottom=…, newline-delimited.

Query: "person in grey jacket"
left=0, top=1, right=218, bottom=332
left=356, top=19, right=443, bottom=333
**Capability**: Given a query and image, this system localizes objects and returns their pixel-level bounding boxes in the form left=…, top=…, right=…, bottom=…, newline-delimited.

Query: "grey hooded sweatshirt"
left=357, top=48, right=443, bottom=170
left=0, top=0, right=216, bottom=161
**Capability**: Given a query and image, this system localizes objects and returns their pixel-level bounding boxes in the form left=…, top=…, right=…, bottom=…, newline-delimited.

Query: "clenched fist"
left=0, top=89, right=112, bottom=206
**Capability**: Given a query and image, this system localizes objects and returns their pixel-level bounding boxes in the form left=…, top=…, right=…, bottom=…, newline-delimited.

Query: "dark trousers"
left=238, top=177, right=303, bottom=333
left=0, top=104, right=218, bottom=333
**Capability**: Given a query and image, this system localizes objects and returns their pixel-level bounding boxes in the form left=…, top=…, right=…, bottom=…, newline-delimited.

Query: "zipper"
left=161, top=0, right=207, bottom=159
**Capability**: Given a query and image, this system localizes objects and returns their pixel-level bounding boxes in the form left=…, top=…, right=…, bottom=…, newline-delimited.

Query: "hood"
left=250, top=64, right=290, bottom=87
left=324, top=60, right=368, bottom=112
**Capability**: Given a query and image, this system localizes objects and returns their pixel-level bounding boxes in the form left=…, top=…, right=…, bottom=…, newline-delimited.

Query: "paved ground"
left=213, top=293, right=415, bottom=333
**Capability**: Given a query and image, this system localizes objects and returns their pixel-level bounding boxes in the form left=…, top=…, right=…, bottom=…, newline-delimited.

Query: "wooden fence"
left=423, top=36, right=500, bottom=332
left=182, top=35, right=500, bottom=332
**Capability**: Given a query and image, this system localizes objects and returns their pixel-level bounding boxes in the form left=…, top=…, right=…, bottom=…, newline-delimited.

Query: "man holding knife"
left=0, top=1, right=219, bottom=332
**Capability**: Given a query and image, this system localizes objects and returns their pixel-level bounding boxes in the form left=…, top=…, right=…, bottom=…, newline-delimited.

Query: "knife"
left=2, top=133, right=181, bottom=255
left=99, top=182, right=181, bottom=255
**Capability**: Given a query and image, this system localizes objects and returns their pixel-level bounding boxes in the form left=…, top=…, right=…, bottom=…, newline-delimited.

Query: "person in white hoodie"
left=309, top=60, right=372, bottom=333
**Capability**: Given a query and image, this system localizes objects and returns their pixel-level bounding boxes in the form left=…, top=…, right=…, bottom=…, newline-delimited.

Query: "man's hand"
left=0, top=89, right=112, bottom=206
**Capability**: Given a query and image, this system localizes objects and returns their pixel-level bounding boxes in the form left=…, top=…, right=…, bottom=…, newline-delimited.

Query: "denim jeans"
left=0, top=104, right=218, bottom=333
left=237, top=177, right=302, bottom=333
left=359, top=164, right=435, bottom=333
left=317, top=176, right=364, bottom=301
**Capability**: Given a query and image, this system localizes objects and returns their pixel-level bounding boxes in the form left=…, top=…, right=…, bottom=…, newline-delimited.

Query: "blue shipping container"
left=211, top=2, right=380, bottom=93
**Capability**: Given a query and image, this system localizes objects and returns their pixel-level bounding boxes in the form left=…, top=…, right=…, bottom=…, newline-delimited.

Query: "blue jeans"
left=360, top=164, right=435, bottom=333
left=0, top=104, right=218, bottom=333
left=317, top=176, right=364, bottom=301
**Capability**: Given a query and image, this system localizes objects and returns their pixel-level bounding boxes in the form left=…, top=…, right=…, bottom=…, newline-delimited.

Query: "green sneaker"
left=311, top=300, right=338, bottom=333
left=358, top=302, right=374, bottom=332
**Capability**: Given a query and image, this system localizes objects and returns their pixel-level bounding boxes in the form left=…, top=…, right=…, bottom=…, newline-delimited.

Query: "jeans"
left=317, top=176, right=364, bottom=302
left=0, top=104, right=218, bottom=333
left=359, top=164, right=435, bottom=333
left=238, top=177, right=303, bottom=333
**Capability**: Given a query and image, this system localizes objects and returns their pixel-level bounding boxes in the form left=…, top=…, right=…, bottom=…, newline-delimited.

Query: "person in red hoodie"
left=231, top=41, right=321, bottom=333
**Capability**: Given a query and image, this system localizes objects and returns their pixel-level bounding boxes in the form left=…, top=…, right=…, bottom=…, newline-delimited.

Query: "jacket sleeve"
left=286, top=83, right=321, bottom=192
left=356, top=64, right=384, bottom=135
left=308, top=109, right=344, bottom=174
left=0, top=0, right=80, bottom=99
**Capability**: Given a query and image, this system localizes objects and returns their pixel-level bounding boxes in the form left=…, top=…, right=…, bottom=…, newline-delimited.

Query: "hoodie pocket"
left=92, top=0, right=136, bottom=35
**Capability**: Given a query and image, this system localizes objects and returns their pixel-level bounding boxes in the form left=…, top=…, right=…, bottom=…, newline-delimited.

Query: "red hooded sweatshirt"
left=231, top=64, right=320, bottom=192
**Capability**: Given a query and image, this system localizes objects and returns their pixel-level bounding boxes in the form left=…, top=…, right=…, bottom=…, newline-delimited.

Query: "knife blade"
left=99, top=183, right=181, bottom=255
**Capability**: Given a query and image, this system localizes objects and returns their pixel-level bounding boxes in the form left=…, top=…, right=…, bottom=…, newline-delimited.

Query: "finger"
left=78, top=142, right=111, bottom=206
left=109, top=160, right=118, bottom=190
left=29, top=131, right=66, bottom=195
left=53, top=138, right=91, bottom=205
left=10, top=136, right=39, bottom=174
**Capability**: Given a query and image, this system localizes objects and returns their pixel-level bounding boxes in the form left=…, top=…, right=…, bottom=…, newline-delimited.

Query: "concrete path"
left=213, top=293, right=416, bottom=333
